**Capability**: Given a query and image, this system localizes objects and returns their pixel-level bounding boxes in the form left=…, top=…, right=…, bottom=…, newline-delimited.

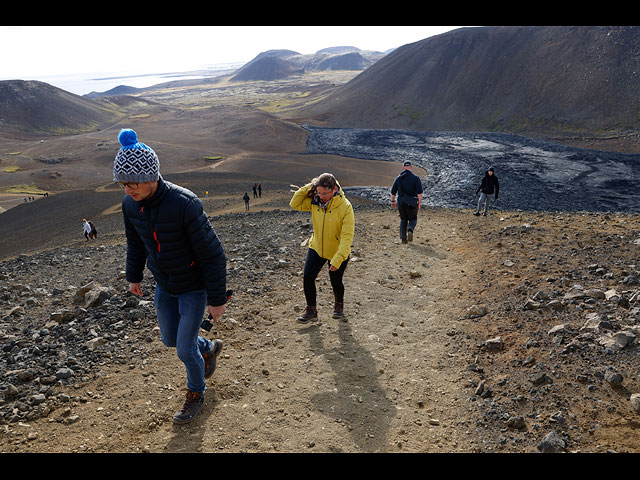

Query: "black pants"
left=303, top=248, right=349, bottom=307
left=398, top=203, right=418, bottom=240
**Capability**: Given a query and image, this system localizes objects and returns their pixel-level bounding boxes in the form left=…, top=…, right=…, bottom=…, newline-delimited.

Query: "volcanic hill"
left=0, top=80, right=130, bottom=137
left=297, top=26, right=640, bottom=143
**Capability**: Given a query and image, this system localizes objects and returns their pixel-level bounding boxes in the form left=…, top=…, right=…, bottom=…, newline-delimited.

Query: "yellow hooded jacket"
left=290, top=183, right=355, bottom=269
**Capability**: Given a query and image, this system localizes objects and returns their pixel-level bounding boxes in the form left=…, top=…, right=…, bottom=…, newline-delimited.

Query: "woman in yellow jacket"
left=290, top=173, right=355, bottom=323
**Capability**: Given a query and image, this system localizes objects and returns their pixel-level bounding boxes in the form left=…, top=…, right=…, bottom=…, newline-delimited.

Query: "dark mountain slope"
left=297, top=26, right=640, bottom=138
left=231, top=47, right=385, bottom=82
left=0, top=80, right=125, bottom=135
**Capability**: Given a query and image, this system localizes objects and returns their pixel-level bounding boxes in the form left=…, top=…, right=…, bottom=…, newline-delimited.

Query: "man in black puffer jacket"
left=474, top=166, right=500, bottom=216
left=114, top=129, right=227, bottom=424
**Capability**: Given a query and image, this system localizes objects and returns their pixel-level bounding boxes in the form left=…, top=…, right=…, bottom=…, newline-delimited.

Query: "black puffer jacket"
left=122, top=177, right=227, bottom=306
left=476, top=172, right=500, bottom=197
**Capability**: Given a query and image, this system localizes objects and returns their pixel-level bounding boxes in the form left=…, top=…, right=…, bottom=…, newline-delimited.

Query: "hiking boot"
left=332, top=302, right=344, bottom=319
left=407, top=230, right=413, bottom=242
left=173, top=390, right=204, bottom=425
left=203, top=339, right=223, bottom=379
left=401, top=238, right=408, bottom=244
left=296, top=306, right=317, bottom=324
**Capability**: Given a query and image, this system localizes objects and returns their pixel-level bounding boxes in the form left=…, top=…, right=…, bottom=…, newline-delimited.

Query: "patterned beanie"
left=113, top=129, right=160, bottom=183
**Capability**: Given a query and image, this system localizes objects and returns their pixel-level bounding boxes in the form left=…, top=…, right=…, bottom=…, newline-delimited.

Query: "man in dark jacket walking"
left=114, top=129, right=227, bottom=425
left=474, top=166, right=500, bottom=216
left=391, top=161, right=423, bottom=244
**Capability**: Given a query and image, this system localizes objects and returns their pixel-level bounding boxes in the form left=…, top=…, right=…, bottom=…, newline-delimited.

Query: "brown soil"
left=2, top=187, right=640, bottom=453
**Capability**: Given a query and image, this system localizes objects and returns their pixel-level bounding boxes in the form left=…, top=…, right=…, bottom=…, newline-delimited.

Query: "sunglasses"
left=119, top=182, right=139, bottom=189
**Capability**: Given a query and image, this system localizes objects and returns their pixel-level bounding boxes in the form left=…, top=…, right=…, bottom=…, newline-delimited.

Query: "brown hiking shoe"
left=173, top=390, right=204, bottom=424
left=203, top=339, right=223, bottom=379
left=332, top=302, right=344, bottom=319
left=296, top=306, right=317, bottom=324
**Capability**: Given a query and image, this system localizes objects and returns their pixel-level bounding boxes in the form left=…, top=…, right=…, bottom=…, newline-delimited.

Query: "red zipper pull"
left=153, top=229, right=160, bottom=252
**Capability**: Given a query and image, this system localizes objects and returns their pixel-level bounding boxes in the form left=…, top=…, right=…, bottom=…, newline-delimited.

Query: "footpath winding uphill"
left=1, top=188, right=640, bottom=453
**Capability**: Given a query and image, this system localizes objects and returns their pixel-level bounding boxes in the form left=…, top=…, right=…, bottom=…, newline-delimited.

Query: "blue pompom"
left=118, top=129, right=138, bottom=147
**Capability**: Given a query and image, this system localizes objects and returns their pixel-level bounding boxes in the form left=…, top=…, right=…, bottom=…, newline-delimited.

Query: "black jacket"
left=476, top=172, right=500, bottom=197
left=391, top=170, right=423, bottom=206
left=122, top=177, right=227, bottom=306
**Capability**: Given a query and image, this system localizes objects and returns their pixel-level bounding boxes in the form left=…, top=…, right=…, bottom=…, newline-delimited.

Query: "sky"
left=0, top=25, right=465, bottom=80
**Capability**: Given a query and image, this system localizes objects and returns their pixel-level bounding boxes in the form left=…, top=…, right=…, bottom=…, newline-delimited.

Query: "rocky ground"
left=1, top=187, right=640, bottom=453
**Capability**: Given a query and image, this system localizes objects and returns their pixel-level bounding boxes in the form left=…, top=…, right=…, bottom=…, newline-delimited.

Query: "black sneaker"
left=296, top=306, right=317, bottom=324
left=473, top=212, right=480, bottom=216
left=173, top=390, right=204, bottom=424
left=203, top=339, right=223, bottom=379
left=332, top=302, right=344, bottom=319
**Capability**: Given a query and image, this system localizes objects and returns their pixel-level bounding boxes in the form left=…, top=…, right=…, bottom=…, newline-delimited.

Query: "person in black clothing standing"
left=391, top=161, right=424, bottom=244
left=114, top=128, right=228, bottom=425
left=474, top=166, right=499, bottom=216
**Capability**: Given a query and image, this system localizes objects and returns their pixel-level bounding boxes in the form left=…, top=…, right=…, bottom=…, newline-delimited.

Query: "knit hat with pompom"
left=113, top=129, right=160, bottom=183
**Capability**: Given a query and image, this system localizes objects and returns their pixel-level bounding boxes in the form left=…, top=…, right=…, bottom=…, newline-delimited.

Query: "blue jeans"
left=477, top=193, right=493, bottom=214
left=154, top=283, right=212, bottom=393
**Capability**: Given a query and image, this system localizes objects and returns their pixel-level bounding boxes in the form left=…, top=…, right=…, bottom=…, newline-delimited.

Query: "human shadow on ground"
left=301, top=319, right=396, bottom=452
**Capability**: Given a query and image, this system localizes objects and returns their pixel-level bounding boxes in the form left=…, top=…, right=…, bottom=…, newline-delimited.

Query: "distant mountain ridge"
left=230, top=46, right=386, bottom=81
left=298, top=26, right=640, bottom=139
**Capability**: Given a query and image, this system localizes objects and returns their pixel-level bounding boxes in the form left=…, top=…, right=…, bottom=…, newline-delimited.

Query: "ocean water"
left=9, top=63, right=243, bottom=96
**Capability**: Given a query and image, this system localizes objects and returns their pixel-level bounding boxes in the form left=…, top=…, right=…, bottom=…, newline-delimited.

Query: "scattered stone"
left=506, top=416, right=526, bottom=429
left=584, top=288, right=606, bottom=300
left=523, top=299, right=542, bottom=310
left=548, top=324, right=570, bottom=335
left=537, top=430, right=566, bottom=453
left=605, top=289, right=620, bottom=302
left=530, top=372, right=550, bottom=385
left=564, top=285, right=586, bottom=300
left=580, top=312, right=607, bottom=332
left=604, top=371, right=623, bottom=387
left=484, top=336, right=504, bottom=351
left=3, top=306, right=24, bottom=318
left=467, top=305, right=488, bottom=318
left=55, top=368, right=74, bottom=380
left=598, top=330, right=636, bottom=351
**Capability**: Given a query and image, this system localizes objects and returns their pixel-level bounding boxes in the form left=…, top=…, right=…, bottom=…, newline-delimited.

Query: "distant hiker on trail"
left=243, top=192, right=250, bottom=211
left=253, top=183, right=258, bottom=198
left=114, top=128, right=228, bottom=425
left=391, top=161, right=423, bottom=244
left=88, top=221, right=98, bottom=239
left=83, top=219, right=92, bottom=240
left=290, top=173, right=355, bottom=323
left=474, top=166, right=499, bottom=216
left=258, top=184, right=262, bottom=197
